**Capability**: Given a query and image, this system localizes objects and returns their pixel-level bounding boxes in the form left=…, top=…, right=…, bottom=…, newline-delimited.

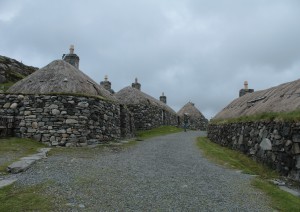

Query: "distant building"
left=239, top=81, right=254, bottom=97
left=177, top=102, right=208, bottom=130
left=159, top=92, right=167, bottom=104
left=100, top=75, right=115, bottom=94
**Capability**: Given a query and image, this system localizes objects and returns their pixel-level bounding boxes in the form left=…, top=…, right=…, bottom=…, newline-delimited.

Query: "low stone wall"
left=0, top=94, right=135, bottom=146
left=207, top=121, right=300, bottom=182
left=178, top=116, right=208, bottom=131
left=127, top=104, right=178, bottom=130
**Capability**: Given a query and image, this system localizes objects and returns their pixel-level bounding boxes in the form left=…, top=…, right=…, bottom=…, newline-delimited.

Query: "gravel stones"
left=14, top=132, right=273, bottom=211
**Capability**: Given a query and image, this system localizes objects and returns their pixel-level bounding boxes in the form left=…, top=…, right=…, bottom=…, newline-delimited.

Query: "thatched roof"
left=177, top=102, right=207, bottom=119
left=115, top=86, right=176, bottom=114
left=214, top=78, right=300, bottom=120
left=7, top=60, right=116, bottom=101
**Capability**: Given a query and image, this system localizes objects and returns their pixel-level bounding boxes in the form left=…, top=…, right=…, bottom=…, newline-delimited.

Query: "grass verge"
left=136, top=126, right=183, bottom=140
left=196, top=137, right=300, bottom=211
left=0, top=183, right=54, bottom=211
left=0, top=137, right=46, bottom=174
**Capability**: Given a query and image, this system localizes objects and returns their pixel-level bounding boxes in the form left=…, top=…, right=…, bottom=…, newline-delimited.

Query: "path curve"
left=16, top=131, right=272, bottom=211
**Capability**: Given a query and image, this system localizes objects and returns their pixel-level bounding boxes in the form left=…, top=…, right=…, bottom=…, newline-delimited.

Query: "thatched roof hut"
left=177, top=102, right=208, bottom=130
left=115, top=86, right=176, bottom=114
left=7, top=60, right=116, bottom=101
left=213, top=78, right=300, bottom=120
left=115, top=86, right=178, bottom=130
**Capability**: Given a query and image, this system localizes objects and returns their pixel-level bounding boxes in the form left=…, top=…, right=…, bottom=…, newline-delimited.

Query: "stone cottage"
left=115, top=79, right=178, bottom=130
left=1, top=47, right=135, bottom=146
left=177, top=102, right=208, bottom=130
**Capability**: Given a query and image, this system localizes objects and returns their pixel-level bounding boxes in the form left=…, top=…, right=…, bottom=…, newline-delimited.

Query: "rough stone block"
left=10, top=103, right=18, bottom=109
left=292, top=143, right=300, bottom=155
left=7, top=160, right=36, bottom=174
left=66, top=119, right=78, bottom=124
left=260, top=138, right=272, bottom=151
left=292, top=134, right=300, bottom=143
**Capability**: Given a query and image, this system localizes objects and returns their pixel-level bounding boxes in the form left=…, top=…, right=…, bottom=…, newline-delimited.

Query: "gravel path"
left=14, top=131, right=273, bottom=211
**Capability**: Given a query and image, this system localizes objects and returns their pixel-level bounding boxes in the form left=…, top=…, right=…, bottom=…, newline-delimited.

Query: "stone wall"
left=178, top=116, right=208, bottom=131
left=207, top=121, right=300, bottom=182
left=0, top=94, right=135, bottom=146
left=127, top=104, right=178, bottom=130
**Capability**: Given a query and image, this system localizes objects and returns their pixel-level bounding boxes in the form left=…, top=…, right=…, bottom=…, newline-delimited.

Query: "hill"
left=0, top=55, right=38, bottom=91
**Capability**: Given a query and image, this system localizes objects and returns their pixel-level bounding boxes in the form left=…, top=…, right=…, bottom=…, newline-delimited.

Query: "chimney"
left=63, top=45, right=80, bottom=69
left=160, top=92, right=167, bottom=104
left=239, top=80, right=254, bottom=97
left=69, top=45, right=74, bottom=54
left=132, top=77, right=141, bottom=90
left=244, top=81, right=248, bottom=90
left=100, top=75, right=114, bottom=94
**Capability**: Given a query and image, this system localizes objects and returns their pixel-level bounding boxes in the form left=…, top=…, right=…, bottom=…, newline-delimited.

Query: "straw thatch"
left=7, top=60, right=116, bottom=101
left=214, top=78, right=300, bottom=120
left=177, top=102, right=207, bottom=120
left=115, top=86, right=176, bottom=114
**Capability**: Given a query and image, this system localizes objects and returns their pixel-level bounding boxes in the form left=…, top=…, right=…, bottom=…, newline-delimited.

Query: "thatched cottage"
left=177, top=102, right=208, bottom=130
left=1, top=47, right=135, bottom=146
left=115, top=79, right=178, bottom=130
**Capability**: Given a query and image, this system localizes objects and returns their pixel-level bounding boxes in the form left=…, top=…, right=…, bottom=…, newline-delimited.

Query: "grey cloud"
left=1, top=0, right=300, bottom=118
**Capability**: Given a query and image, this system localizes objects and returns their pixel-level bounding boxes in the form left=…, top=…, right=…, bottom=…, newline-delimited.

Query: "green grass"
left=197, top=137, right=300, bottom=211
left=0, top=137, right=46, bottom=173
left=0, top=82, right=15, bottom=92
left=211, top=110, right=300, bottom=124
left=0, top=183, right=54, bottom=212
left=136, top=126, right=183, bottom=140
left=252, top=178, right=300, bottom=211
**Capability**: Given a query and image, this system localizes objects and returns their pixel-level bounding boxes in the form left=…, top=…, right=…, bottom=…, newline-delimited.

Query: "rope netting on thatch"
left=7, top=60, right=116, bottom=101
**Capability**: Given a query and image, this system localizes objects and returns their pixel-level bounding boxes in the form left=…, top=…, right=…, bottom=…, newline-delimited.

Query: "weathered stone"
left=66, top=119, right=78, bottom=124
left=52, top=109, right=60, bottom=115
left=20, top=127, right=27, bottom=133
left=292, top=143, right=300, bottom=154
left=260, top=138, right=272, bottom=151
left=49, top=104, right=58, bottom=109
left=104, top=114, right=108, bottom=120
left=61, top=111, right=67, bottom=115
left=33, top=134, right=41, bottom=141
left=24, top=111, right=31, bottom=115
left=78, top=102, right=89, bottom=108
left=296, top=156, right=300, bottom=169
left=292, top=134, right=300, bottom=143
left=32, top=122, right=38, bottom=129
left=27, top=128, right=37, bottom=133
left=25, top=115, right=36, bottom=119
left=3, top=103, right=10, bottom=108
left=17, top=95, right=24, bottom=99
left=10, top=103, right=18, bottom=109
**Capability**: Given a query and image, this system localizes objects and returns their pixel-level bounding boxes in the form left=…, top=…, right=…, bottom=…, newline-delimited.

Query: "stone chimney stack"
left=160, top=92, right=167, bottom=104
left=239, top=81, right=254, bottom=97
left=244, top=81, right=248, bottom=90
left=63, top=45, right=80, bottom=69
left=100, top=75, right=114, bottom=94
left=132, top=78, right=141, bottom=90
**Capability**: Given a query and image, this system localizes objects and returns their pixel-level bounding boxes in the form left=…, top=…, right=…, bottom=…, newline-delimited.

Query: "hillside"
left=213, top=78, right=300, bottom=120
left=0, top=55, right=38, bottom=91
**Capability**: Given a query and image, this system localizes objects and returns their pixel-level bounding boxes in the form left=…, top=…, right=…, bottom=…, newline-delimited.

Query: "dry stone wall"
left=208, top=121, right=300, bottom=182
left=0, top=94, right=134, bottom=146
left=127, top=104, right=178, bottom=130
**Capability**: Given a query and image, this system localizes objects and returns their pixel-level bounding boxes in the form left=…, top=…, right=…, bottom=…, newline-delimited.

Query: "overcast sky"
left=1, top=0, right=300, bottom=119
